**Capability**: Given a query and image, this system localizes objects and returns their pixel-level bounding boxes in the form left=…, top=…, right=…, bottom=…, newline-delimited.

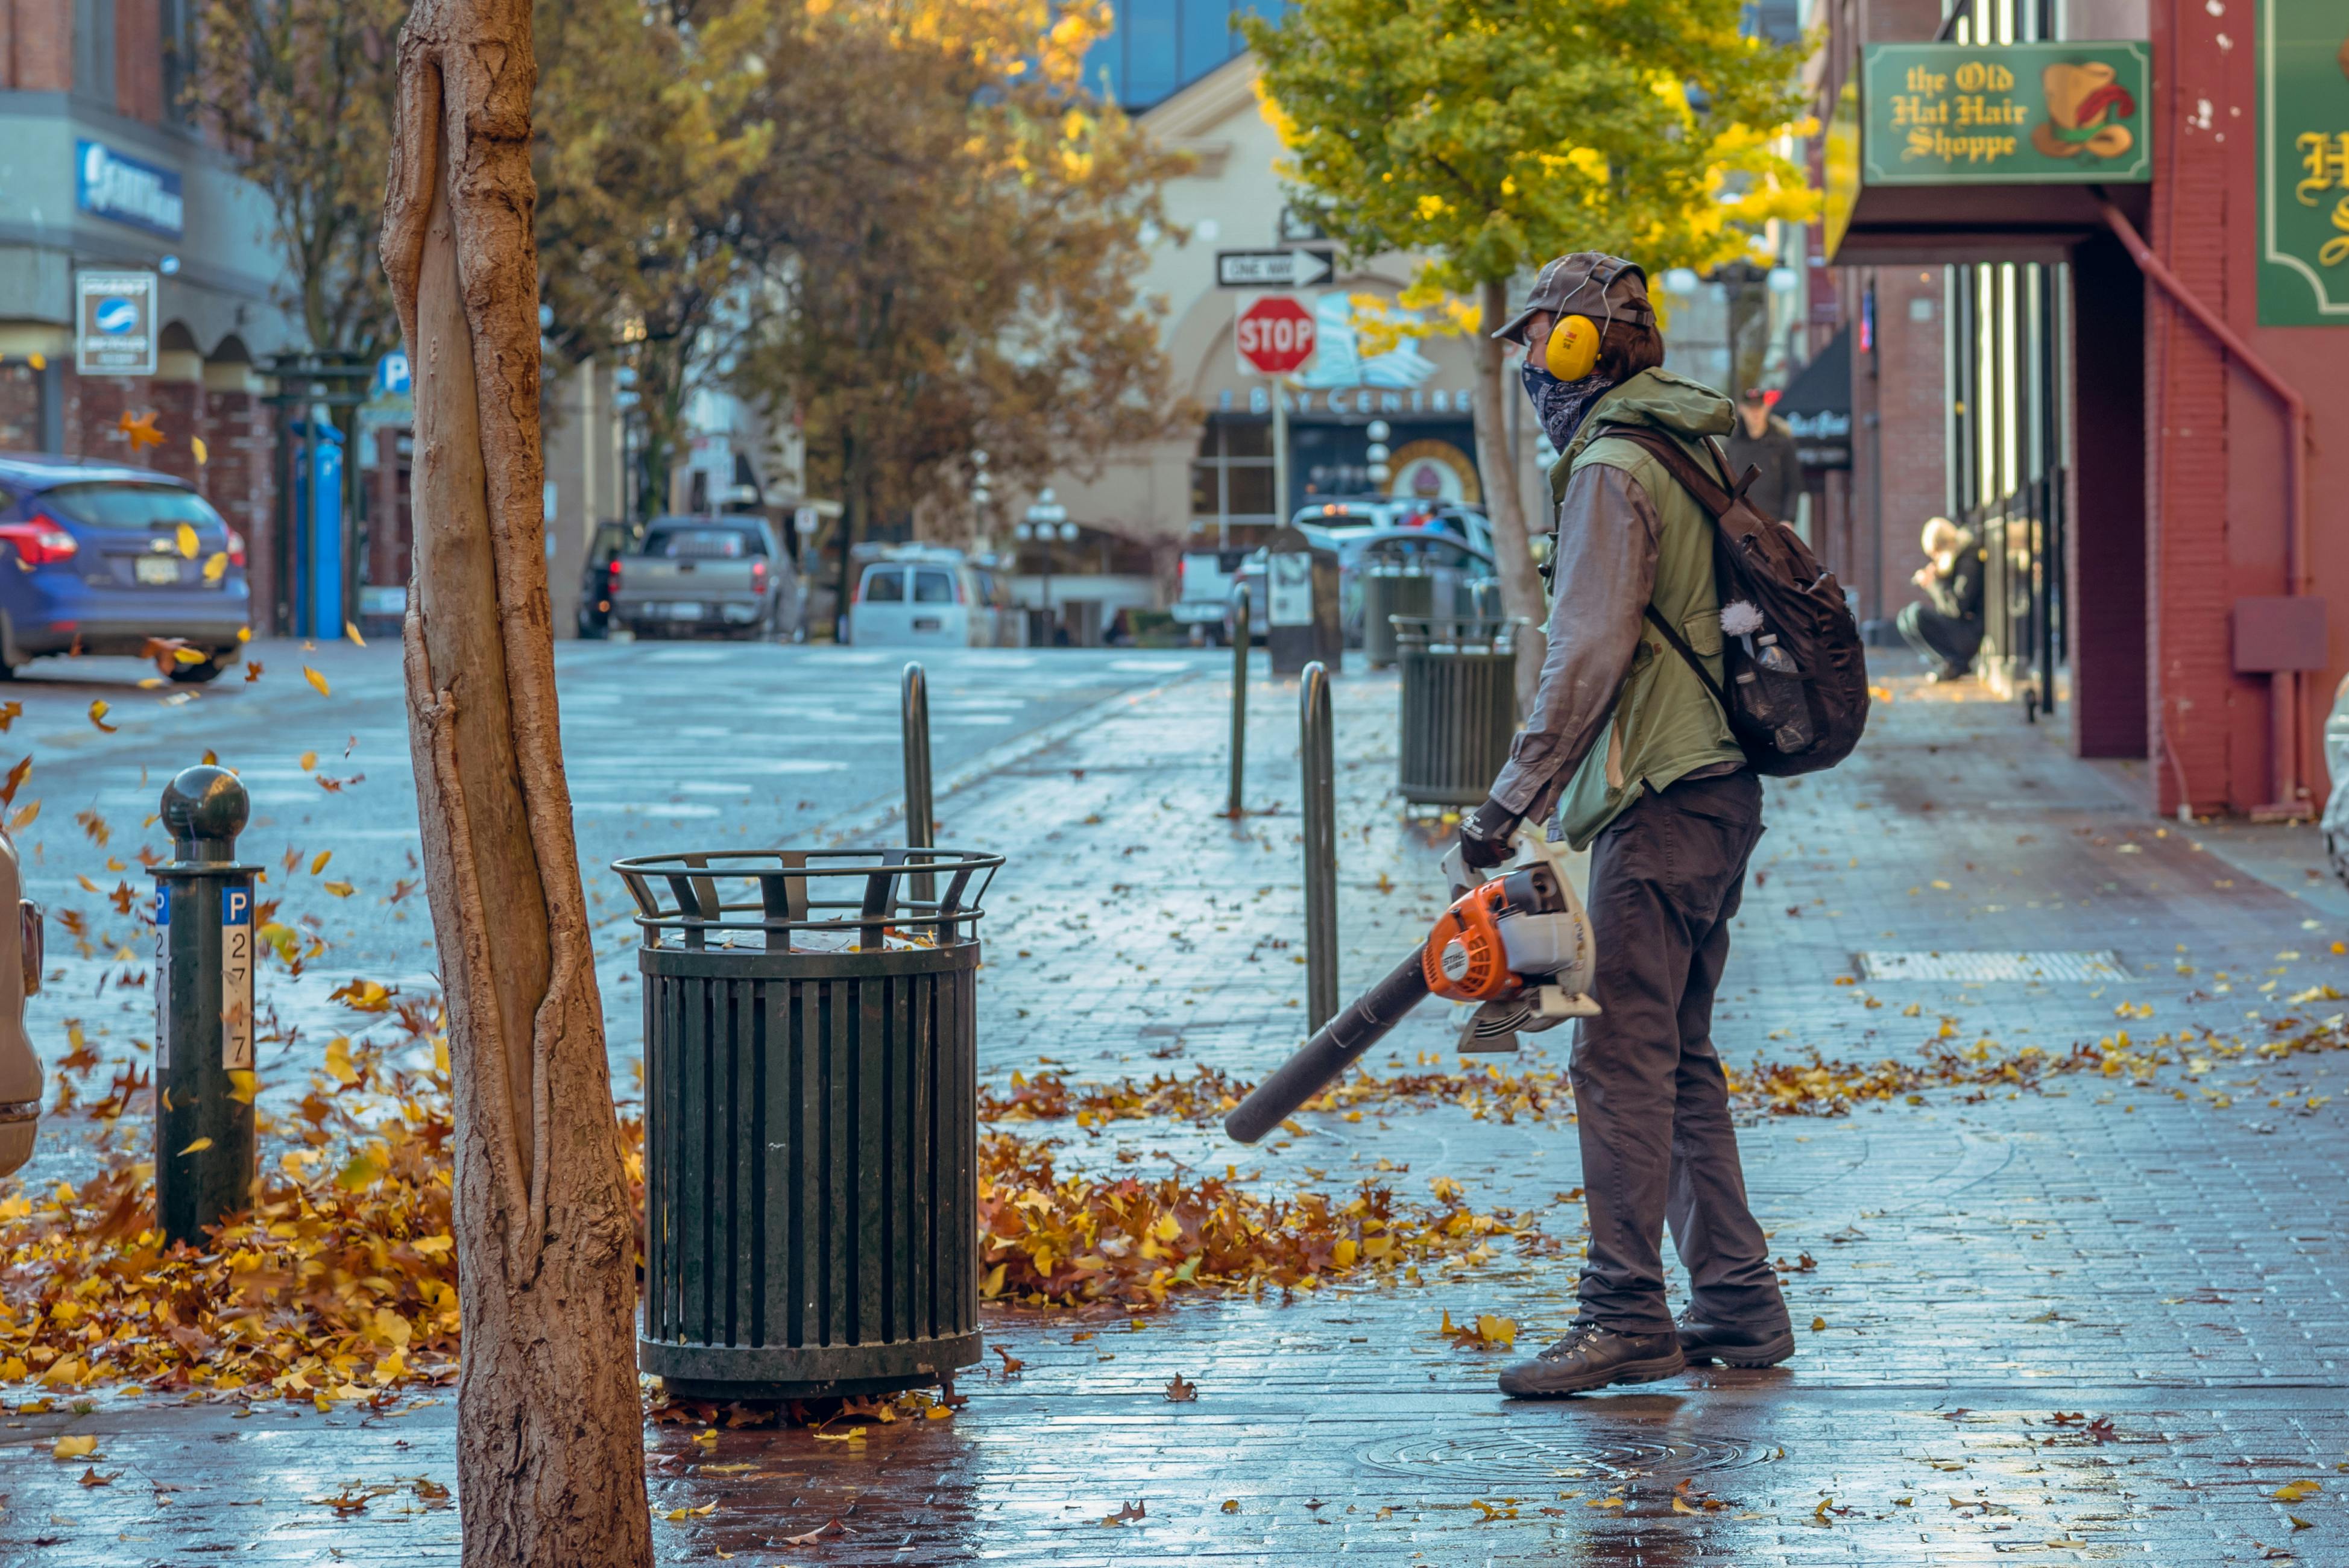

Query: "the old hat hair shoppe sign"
left=2260, top=0, right=2349, bottom=325
left=1859, top=41, right=2152, bottom=186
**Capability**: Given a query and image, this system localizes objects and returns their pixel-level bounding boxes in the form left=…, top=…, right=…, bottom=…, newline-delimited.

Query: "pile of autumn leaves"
left=0, top=1015, right=1545, bottom=1403
left=10, top=1001, right=2339, bottom=1403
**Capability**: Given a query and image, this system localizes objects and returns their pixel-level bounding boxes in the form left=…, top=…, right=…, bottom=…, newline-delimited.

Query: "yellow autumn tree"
left=1247, top=0, right=1816, bottom=700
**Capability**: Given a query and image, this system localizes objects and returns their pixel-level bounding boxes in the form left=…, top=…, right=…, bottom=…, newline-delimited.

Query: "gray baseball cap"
left=1492, top=253, right=1657, bottom=344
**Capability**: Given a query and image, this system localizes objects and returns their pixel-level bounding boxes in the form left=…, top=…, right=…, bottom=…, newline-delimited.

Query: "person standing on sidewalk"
left=1457, top=253, right=1794, bottom=1397
left=1724, top=388, right=1804, bottom=524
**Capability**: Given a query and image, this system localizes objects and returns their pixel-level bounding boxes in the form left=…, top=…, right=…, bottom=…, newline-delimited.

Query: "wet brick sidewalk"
left=5, top=664, right=2348, bottom=1565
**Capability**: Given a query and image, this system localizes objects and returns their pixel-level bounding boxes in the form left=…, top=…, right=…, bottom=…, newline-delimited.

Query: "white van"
left=848, top=558, right=975, bottom=646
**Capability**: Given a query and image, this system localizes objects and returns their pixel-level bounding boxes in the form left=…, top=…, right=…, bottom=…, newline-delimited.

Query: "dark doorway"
left=2068, top=232, right=2148, bottom=758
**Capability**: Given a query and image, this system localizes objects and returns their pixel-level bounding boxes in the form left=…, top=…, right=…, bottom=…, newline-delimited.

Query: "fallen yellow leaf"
left=2275, top=1479, right=2322, bottom=1502
left=303, top=666, right=330, bottom=697
left=52, top=1434, right=98, bottom=1459
left=88, top=700, right=116, bottom=733
left=324, top=880, right=356, bottom=898
left=311, top=851, right=331, bottom=874
left=345, top=622, right=366, bottom=647
left=177, top=1137, right=213, bottom=1156
left=175, top=523, right=200, bottom=559
left=812, top=1426, right=866, bottom=1442
left=203, top=552, right=227, bottom=582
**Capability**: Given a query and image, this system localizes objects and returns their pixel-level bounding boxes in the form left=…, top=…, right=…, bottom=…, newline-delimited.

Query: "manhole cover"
left=1857, top=948, right=2124, bottom=982
left=1353, top=1433, right=1779, bottom=1484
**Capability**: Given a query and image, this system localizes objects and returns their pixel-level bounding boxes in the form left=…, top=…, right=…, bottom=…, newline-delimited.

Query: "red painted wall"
left=2145, top=0, right=2348, bottom=815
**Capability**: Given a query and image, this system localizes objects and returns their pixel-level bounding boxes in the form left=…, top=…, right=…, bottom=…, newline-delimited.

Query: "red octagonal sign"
left=1235, top=295, right=1316, bottom=377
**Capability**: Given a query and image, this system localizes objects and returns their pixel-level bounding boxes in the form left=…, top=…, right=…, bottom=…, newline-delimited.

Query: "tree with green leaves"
left=1246, top=0, right=1814, bottom=704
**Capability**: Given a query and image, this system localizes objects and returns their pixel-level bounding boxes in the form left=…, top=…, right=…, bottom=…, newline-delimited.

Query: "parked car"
left=0, top=455, right=250, bottom=681
left=847, top=549, right=992, bottom=647
left=1173, top=523, right=1276, bottom=644
left=575, top=520, right=640, bottom=639
left=611, top=515, right=798, bottom=640
left=1227, top=525, right=1496, bottom=646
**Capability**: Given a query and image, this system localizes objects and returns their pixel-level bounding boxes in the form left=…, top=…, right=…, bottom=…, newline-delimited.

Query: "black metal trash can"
left=1361, top=566, right=1434, bottom=668
left=1396, top=616, right=1525, bottom=807
left=614, top=846, right=1003, bottom=1399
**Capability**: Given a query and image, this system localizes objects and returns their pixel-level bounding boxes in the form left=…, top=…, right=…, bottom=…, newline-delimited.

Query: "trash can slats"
left=1396, top=616, right=1525, bottom=807
left=619, top=849, right=997, bottom=1398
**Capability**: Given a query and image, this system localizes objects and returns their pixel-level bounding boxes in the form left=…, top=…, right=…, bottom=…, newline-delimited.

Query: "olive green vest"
left=1545, top=371, right=1747, bottom=849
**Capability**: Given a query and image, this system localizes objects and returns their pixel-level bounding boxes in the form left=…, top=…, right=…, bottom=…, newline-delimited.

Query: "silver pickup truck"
left=611, top=515, right=797, bottom=640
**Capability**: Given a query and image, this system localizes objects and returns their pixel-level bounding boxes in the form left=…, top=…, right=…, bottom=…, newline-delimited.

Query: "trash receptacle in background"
left=1396, top=616, right=1525, bottom=807
left=1362, top=565, right=1433, bottom=669
left=614, top=846, right=1003, bottom=1400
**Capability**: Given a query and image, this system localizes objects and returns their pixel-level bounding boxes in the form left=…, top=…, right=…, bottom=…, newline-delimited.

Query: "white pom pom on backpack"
left=1718, top=600, right=1765, bottom=638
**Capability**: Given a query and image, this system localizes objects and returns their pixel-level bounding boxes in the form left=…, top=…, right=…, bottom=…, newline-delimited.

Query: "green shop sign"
left=1861, top=42, right=2152, bottom=186
left=2259, top=0, right=2349, bottom=325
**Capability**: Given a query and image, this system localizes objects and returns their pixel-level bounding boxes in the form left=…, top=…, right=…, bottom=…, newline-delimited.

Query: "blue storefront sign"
left=75, top=140, right=184, bottom=240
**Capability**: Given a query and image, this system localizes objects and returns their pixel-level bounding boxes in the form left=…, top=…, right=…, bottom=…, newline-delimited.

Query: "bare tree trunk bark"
left=1471, top=276, right=1545, bottom=715
left=380, top=3, right=652, bottom=1564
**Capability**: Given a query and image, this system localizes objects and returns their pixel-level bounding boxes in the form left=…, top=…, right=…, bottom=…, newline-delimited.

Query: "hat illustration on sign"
left=2030, top=61, right=2136, bottom=160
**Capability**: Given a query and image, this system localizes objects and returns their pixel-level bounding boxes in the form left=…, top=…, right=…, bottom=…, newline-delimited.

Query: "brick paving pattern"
left=5, top=664, right=2347, bottom=1565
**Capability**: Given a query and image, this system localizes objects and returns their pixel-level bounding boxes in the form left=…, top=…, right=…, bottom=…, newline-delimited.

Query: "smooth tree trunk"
left=379, top=2, right=654, bottom=1564
left=1471, top=277, right=1547, bottom=714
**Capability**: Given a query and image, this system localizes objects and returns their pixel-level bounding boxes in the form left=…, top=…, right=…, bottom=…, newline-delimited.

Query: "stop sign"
left=1235, top=295, right=1317, bottom=376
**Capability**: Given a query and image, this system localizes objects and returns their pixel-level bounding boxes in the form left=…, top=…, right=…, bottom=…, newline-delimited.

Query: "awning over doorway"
left=1824, top=39, right=2152, bottom=264
left=1777, top=329, right=1852, bottom=471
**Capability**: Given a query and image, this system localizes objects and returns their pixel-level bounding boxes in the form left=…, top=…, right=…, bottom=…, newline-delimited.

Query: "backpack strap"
left=1641, top=603, right=1732, bottom=713
left=1593, top=423, right=1748, bottom=520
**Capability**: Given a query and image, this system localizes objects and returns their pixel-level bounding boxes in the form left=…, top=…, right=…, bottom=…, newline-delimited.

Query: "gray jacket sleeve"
left=1486, top=462, right=1661, bottom=824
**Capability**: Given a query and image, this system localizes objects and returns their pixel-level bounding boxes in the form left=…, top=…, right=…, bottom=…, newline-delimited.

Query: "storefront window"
left=1190, top=421, right=1276, bottom=534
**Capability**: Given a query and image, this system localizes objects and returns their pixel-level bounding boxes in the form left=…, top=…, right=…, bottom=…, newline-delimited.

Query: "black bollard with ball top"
left=150, top=764, right=260, bottom=1247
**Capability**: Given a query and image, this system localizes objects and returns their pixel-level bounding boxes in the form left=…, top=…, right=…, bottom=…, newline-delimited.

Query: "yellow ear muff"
left=1546, top=314, right=1600, bottom=380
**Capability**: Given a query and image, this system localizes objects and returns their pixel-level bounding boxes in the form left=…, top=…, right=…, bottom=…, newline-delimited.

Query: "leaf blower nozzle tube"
left=1223, top=952, right=1431, bottom=1144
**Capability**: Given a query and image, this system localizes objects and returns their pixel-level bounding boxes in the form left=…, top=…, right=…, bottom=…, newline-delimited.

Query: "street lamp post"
left=971, top=449, right=992, bottom=552
left=1020, top=488, right=1068, bottom=644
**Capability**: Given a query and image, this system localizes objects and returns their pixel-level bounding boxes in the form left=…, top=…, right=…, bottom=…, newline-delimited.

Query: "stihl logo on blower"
left=1225, top=830, right=1597, bottom=1144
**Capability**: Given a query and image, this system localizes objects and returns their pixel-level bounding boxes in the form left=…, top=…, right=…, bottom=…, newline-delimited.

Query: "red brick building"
left=0, top=0, right=302, bottom=609
left=1821, top=0, right=2347, bottom=819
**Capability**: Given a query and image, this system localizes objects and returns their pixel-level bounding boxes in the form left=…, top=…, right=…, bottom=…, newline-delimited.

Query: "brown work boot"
left=1496, top=1322, right=1686, bottom=1397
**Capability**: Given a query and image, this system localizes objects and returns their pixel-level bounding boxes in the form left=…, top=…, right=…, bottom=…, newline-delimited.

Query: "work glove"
left=1457, top=798, right=1521, bottom=872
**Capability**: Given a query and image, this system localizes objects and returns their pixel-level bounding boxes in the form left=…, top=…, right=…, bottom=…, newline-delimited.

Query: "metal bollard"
left=1299, top=660, right=1339, bottom=1031
left=1227, top=584, right=1249, bottom=818
left=150, top=765, right=260, bottom=1247
left=903, top=662, right=936, bottom=906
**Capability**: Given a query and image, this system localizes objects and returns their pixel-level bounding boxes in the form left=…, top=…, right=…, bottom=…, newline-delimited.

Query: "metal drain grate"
left=1858, top=949, right=2125, bottom=982
left=1353, top=1434, right=1779, bottom=1484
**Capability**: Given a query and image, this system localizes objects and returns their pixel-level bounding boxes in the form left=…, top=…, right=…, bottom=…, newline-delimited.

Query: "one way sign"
left=1215, top=248, right=1335, bottom=290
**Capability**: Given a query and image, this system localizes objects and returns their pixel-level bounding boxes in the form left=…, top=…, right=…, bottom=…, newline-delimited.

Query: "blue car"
left=0, top=455, right=250, bottom=681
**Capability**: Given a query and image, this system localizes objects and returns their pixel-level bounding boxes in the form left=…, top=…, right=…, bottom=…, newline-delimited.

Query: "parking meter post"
left=149, top=765, right=260, bottom=1248
left=1300, top=661, right=1339, bottom=1030
left=1227, top=584, right=1249, bottom=818
left=902, top=663, right=936, bottom=906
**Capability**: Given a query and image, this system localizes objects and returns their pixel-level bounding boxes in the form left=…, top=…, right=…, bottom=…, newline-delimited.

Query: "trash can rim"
left=611, top=845, right=1003, bottom=949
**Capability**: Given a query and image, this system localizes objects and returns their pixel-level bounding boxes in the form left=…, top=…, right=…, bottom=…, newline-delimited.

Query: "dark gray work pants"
left=1569, top=770, right=1786, bottom=1337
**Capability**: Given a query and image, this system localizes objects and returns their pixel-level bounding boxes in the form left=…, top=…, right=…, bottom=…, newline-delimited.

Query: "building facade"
left=0, top=0, right=301, bottom=559
left=1821, top=0, right=2347, bottom=818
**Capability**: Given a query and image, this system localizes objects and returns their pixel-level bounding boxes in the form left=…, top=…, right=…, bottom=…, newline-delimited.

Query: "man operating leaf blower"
left=1463, top=254, right=1794, bottom=1394
left=1224, top=252, right=1865, bottom=1396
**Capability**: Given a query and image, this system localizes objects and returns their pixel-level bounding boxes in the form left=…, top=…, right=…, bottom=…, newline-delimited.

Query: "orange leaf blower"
left=1225, top=830, right=1598, bottom=1144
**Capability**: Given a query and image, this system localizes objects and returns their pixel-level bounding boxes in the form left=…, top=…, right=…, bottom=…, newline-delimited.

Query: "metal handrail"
left=613, top=847, right=1003, bottom=952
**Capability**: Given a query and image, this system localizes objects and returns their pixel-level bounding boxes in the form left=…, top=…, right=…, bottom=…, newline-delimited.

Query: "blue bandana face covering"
left=1521, top=364, right=1615, bottom=452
